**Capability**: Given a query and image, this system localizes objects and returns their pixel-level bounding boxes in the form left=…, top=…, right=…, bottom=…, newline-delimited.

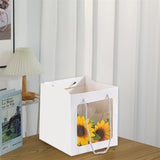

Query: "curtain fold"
left=136, top=0, right=160, bottom=147
left=115, top=0, right=160, bottom=147
left=40, top=0, right=58, bottom=81
left=40, top=0, right=115, bottom=84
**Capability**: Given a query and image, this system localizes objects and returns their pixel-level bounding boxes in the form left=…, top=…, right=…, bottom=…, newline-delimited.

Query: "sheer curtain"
left=136, top=0, right=160, bottom=147
left=40, top=0, right=160, bottom=147
left=115, top=0, right=160, bottom=147
left=40, top=0, right=115, bottom=83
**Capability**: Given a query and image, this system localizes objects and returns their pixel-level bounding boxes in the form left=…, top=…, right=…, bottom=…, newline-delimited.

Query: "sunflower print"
left=77, top=116, right=94, bottom=146
left=93, top=120, right=110, bottom=142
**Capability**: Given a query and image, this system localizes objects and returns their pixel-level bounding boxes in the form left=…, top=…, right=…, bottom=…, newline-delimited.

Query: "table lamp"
left=4, top=48, right=42, bottom=100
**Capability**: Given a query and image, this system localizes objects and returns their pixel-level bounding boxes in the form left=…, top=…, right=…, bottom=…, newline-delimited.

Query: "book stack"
left=0, top=88, right=22, bottom=156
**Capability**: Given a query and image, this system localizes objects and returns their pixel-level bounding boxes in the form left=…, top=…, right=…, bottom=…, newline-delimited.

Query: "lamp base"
left=22, top=75, right=36, bottom=100
left=22, top=92, right=35, bottom=100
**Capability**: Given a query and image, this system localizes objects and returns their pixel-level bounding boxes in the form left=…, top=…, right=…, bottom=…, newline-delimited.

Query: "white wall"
left=0, top=0, right=41, bottom=137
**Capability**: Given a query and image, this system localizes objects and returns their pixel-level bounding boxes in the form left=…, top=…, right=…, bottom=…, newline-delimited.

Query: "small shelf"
left=22, top=94, right=40, bottom=106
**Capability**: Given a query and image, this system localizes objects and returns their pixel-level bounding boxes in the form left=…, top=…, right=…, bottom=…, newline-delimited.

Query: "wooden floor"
left=0, top=24, right=11, bottom=40
left=0, top=135, right=160, bottom=160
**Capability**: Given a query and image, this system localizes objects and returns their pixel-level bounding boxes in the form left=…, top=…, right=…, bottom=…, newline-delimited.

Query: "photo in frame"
left=0, top=0, right=15, bottom=68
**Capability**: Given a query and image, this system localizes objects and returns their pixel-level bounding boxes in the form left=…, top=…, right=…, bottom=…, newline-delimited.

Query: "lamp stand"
left=22, top=75, right=35, bottom=100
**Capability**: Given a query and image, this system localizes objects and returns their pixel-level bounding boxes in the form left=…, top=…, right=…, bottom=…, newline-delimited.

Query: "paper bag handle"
left=82, top=94, right=112, bottom=155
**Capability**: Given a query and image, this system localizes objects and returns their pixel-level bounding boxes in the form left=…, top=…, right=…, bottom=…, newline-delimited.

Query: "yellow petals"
left=93, top=120, right=110, bottom=143
left=77, top=116, right=95, bottom=146
left=77, top=116, right=110, bottom=146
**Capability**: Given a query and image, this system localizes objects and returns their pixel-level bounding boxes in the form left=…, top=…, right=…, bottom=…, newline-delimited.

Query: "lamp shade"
left=4, top=48, right=42, bottom=76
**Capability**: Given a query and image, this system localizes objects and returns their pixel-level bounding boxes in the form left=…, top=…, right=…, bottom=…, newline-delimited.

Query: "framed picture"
left=0, top=0, right=15, bottom=68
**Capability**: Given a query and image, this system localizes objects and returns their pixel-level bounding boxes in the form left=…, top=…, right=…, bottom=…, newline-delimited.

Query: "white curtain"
left=40, top=0, right=115, bottom=84
left=115, top=0, right=160, bottom=147
left=40, top=0, right=160, bottom=147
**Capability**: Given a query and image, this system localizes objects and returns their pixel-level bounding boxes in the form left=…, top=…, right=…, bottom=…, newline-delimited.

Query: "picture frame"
left=0, top=0, right=15, bottom=68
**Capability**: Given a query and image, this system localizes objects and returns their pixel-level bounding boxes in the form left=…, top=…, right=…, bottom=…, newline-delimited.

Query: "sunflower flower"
left=93, top=120, right=110, bottom=142
left=77, top=116, right=94, bottom=146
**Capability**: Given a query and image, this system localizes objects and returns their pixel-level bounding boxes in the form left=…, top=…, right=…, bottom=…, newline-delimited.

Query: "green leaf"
left=92, top=132, right=101, bottom=140
left=77, top=114, right=79, bottom=117
left=90, top=120, right=96, bottom=128
left=106, top=118, right=109, bottom=122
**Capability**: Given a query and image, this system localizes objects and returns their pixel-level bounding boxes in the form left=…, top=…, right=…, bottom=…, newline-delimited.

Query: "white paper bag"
left=39, top=76, right=118, bottom=156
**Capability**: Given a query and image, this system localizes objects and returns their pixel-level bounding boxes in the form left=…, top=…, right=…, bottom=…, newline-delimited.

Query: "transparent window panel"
left=77, top=99, right=113, bottom=147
